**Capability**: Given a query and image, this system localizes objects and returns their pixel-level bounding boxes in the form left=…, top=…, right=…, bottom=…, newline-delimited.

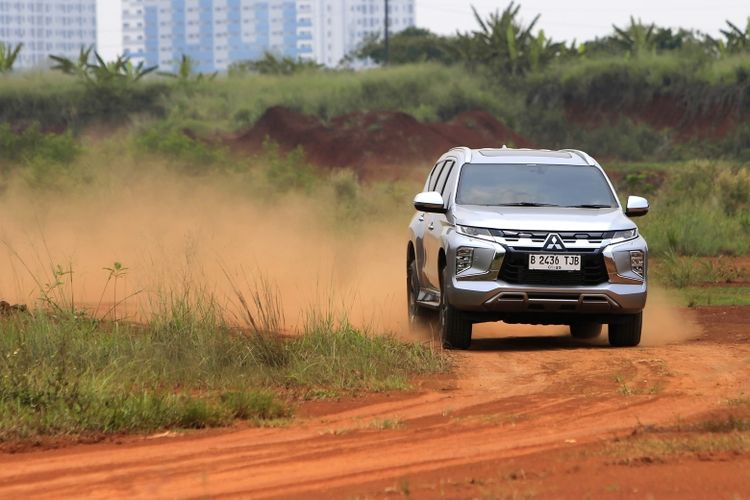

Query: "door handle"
left=418, top=213, right=425, bottom=222
left=428, top=222, right=435, bottom=231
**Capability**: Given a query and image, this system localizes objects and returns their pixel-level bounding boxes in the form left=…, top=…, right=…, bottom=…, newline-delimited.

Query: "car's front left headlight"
left=611, top=228, right=638, bottom=243
left=456, top=225, right=494, bottom=242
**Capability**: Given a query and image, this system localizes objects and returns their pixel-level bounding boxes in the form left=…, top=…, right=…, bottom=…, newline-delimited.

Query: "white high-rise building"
left=0, top=1, right=414, bottom=72
left=121, top=0, right=305, bottom=73
left=0, top=0, right=97, bottom=69
left=120, top=0, right=414, bottom=72
left=298, top=0, right=414, bottom=67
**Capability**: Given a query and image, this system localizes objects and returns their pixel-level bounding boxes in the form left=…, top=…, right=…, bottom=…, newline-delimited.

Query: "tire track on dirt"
left=0, top=328, right=748, bottom=499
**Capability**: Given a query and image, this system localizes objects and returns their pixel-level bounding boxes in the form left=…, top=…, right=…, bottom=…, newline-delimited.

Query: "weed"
left=681, top=287, right=750, bottom=307
left=607, top=433, right=750, bottom=462
left=0, top=123, right=79, bottom=167
left=369, top=418, right=404, bottom=430
left=134, top=121, right=224, bottom=169
left=614, top=375, right=633, bottom=396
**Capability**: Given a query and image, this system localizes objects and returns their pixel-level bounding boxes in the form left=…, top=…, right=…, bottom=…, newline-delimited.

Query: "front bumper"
left=449, top=280, right=647, bottom=315
left=445, top=231, right=648, bottom=319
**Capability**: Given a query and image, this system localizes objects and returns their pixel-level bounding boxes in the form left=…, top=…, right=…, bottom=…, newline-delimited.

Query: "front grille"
left=499, top=250, right=609, bottom=286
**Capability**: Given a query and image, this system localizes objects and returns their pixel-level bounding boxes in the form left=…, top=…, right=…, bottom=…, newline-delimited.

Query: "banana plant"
left=457, top=2, right=564, bottom=76
left=158, top=54, right=217, bottom=82
left=50, top=46, right=157, bottom=87
left=720, top=18, right=750, bottom=53
left=0, top=42, right=23, bottom=73
left=612, top=17, right=657, bottom=55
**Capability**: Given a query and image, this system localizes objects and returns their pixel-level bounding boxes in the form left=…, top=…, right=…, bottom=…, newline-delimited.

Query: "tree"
left=353, top=27, right=460, bottom=65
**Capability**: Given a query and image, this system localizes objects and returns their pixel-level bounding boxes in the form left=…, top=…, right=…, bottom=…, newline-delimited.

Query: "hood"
left=452, top=205, right=635, bottom=232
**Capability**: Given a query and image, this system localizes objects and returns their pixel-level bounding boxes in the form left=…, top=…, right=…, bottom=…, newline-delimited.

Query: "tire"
left=570, top=322, right=602, bottom=339
left=608, top=312, right=643, bottom=347
left=407, top=259, right=435, bottom=329
left=439, top=266, right=472, bottom=350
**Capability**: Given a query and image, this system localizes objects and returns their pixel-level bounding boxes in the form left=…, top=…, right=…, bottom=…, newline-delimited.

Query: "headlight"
left=456, top=247, right=474, bottom=274
left=611, top=228, right=638, bottom=243
left=457, top=225, right=494, bottom=241
left=630, top=250, right=645, bottom=278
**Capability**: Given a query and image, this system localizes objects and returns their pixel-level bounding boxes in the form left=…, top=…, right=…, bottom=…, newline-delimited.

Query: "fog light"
left=456, top=247, right=474, bottom=274
left=630, top=250, right=645, bottom=278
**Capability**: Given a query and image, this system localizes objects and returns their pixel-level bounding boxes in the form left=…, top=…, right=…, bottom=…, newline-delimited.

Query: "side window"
left=437, top=160, right=456, bottom=197
left=427, top=160, right=447, bottom=191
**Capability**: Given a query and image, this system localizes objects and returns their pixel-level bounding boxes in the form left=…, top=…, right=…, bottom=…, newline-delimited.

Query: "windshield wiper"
left=498, top=202, right=560, bottom=207
left=567, top=204, right=613, bottom=208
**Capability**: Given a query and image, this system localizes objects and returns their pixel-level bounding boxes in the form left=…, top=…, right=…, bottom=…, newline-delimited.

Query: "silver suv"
left=406, top=147, right=649, bottom=349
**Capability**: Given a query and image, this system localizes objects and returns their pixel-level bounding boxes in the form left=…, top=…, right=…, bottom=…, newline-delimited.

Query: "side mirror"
left=413, top=191, right=447, bottom=213
left=625, top=195, right=649, bottom=217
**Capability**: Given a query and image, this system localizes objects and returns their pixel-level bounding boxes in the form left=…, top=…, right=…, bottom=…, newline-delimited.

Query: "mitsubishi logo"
left=542, top=233, right=565, bottom=251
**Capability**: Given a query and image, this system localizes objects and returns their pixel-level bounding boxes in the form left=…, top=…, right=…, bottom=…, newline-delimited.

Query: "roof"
left=445, top=147, right=597, bottom=166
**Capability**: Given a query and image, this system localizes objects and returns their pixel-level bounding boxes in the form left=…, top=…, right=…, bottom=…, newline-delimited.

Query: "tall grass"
left=0, top=280, right=447, bottom=441
left=170, top=63, right=520, bottom=132
left=639, top=161, right=750, bottom=256
left=2, top=57, right=750, bottom=161
left=0, top=72, right=169, bottom=130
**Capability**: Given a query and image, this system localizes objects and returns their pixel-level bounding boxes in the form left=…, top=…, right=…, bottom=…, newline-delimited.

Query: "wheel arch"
left=437, top=249, right=447, bottom=288
left=406, top=241, right=416, bottom=264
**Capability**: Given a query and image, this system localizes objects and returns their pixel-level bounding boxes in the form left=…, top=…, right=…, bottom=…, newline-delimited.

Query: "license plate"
left=529, top=254, right=581, bottom=271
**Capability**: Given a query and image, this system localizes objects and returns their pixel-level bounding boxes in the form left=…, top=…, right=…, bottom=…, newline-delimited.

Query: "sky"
left=97, top=0, right=750, bottom=60
left=417, top=0, right=749, bottom=41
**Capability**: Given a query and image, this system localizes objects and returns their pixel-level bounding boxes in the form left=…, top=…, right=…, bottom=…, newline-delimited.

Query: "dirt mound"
left=227, top=107, right=533, bottom=180
left=565, top=95, right=741, bottom=141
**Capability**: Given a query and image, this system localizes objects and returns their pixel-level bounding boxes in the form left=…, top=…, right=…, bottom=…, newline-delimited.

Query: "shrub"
left=0, top=123, right=79, bottom=166
left=134, top=121, right=225, bottom=170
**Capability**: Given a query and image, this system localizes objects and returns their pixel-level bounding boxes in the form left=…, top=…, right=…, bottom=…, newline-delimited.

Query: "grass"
left=607, top=433, right=750, bottom=463
left=1, top=53, right=749, bottom=161
left=605, top=409, right=750, bottom=464
left=681, top=286, right=750, bottom=307
left=650, top=254, right=744, bottom=288
left=0, top=287, right=447, bottom=442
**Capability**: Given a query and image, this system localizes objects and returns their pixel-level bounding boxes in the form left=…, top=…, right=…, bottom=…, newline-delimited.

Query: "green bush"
left=0, top=123, right=79, bottom=165
left=134, top=121, right=225, bottom=169
left=261, top=138, right=317, bottom=192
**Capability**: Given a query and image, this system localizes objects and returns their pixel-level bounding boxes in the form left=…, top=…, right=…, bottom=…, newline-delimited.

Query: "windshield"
left=455, top=164, right=618, bottom=208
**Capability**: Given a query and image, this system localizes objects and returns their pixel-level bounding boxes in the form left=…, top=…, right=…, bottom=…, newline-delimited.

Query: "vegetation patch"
left=0, top=292, right=446, bottom=442
left=681, top=286, right=750, bottom=307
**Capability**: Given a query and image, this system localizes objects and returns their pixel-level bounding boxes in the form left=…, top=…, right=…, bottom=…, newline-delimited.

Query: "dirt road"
left=1, top=306, right=748, bottom=499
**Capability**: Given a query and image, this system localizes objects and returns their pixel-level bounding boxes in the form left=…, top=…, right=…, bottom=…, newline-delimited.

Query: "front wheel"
left=439, top=266, right=472, bottom=350
left=608, top=312, right=643, bottom=347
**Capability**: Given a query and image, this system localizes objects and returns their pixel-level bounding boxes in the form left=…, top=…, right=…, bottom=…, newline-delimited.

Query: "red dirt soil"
left=565, top=94, right=742, bottom=141
left=227, top=107, right=533, bottom=180
left=0, top=305, right=748, bottom=499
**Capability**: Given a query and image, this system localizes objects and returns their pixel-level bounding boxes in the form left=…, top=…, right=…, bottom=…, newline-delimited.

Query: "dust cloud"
left=640, top=287, right=702, bottom=345
left=0, top=175, right=699, bottom=345
left=0, top=176, right=410, bottom=334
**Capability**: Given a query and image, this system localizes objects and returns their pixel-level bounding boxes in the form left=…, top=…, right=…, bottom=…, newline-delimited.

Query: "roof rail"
left=448, top=146, right=472, bottom=162
left=560, top=149, right=593, bottom=165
